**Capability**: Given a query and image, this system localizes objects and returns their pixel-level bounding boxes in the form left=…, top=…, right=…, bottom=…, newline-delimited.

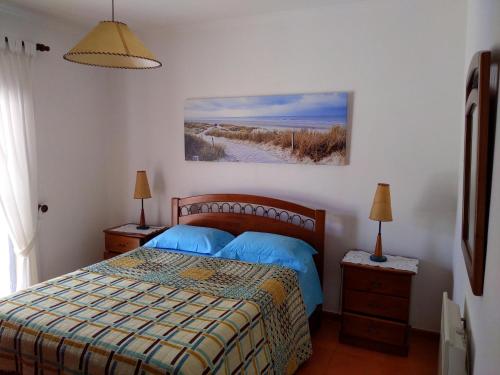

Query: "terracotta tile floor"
left=297, top=317, right=439, bottom=375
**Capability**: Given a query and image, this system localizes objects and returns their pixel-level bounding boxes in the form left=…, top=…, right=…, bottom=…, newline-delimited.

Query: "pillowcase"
left=213, top=231, right=317, bottom=272
left=144, top=224, right=235, bottom=254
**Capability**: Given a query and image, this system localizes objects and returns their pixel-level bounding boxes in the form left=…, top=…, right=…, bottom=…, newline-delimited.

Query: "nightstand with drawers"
left=339, top=250, right=418, bottom=356
left=103, top=224, right=168, bottom=259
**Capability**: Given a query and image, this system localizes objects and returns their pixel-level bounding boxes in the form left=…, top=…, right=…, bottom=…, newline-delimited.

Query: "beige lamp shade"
left=369, top=183, right=393, bottom=222
left=134, top=171, right=152, bottom=199
left=64, top=21, right=161, bottom=69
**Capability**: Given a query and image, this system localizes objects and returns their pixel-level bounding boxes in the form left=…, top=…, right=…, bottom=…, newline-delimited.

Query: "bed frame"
left=171, top=193, right=326, bottom=330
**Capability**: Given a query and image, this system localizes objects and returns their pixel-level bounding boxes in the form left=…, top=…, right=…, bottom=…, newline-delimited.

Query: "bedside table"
left=103, top=224, right=168, bottom=259
left=339, top=250, right=418, bottom=356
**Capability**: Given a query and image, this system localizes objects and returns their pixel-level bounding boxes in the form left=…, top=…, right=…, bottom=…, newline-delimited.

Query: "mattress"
left=0, top=248, right=312, bottom=374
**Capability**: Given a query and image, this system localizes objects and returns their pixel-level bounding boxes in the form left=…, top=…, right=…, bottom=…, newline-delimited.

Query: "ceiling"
left=5, top=0, right=341, bottom=30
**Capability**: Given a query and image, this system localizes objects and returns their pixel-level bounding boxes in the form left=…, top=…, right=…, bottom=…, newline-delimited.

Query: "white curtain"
left=0, top=38, right=39, bottom=290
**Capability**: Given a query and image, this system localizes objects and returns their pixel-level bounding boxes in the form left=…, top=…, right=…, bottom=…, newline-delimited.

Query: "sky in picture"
left=185, top=92, right=348, bottom=121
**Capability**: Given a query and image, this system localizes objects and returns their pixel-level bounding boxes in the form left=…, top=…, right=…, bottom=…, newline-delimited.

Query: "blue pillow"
left=213, top=231, right=317, bottom=272
left=144, top=224, right=235, bottom=254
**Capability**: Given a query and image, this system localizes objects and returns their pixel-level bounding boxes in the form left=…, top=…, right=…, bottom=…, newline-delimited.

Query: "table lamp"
left=369, top=183, right=393, bottom=262
left=134, top=170, right=152, bottom=230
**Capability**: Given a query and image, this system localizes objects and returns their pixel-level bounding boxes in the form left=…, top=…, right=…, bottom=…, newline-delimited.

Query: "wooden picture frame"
left=461, top=51, right=495, bottom=296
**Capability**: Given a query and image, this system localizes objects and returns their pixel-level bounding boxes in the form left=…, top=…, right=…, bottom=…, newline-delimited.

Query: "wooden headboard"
left=171, top=194, right=326, bottom=283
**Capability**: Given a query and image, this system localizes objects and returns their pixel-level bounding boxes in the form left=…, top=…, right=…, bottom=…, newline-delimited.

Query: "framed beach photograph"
left=184, top=92, right=350, bottom=165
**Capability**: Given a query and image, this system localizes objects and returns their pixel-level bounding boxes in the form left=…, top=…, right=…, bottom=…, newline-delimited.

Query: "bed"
left=0, top=194, right=325, bottom=374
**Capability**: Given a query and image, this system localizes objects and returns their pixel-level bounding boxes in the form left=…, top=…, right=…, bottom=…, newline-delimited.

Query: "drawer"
left=105, top=234, right=140, bottom=253
left=343, top=289, right=409, bottom=321
left=343, top=266, right=412, bottom=298
left=341, top=312, right=408, bottom=346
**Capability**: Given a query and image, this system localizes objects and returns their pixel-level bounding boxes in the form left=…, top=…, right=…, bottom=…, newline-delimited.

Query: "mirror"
left=461, top=50, right=495, bottom=296
left=464, top=106, right=478, bottom=258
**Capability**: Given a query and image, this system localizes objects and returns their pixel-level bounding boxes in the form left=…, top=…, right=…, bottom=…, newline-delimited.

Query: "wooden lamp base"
left=137, top=200, right=150, bottom=230
left=370, top=232, right=387, bottom=262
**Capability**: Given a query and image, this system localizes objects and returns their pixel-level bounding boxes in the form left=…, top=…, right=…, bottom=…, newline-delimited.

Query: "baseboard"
left=322, top=311, right=440, bottom=340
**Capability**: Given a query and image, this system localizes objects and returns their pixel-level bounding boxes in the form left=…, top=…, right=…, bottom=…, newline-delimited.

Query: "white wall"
left=0, top=5, right=114, bottom=281
left=109, top=0, right=466, bottom=331
left=452, top=1, right=500, bottom=373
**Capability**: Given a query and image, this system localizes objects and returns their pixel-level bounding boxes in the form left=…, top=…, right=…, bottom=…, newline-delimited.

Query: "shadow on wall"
left=344, top=91, right=355, bottom=166
left=415, top=178, right=455, bottom=309
left=411, top=258, right=452, bottom=331
left=152, top=167, right=167, bottom=224
left=413, top=171, right=458, bottom=238
left=323, top=211, right=359, bottom=312
left=413, top=171, right=457, bottom=321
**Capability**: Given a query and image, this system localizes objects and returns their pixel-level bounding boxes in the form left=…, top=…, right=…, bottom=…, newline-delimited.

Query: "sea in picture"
left=184, top=92, right=349, bottom=165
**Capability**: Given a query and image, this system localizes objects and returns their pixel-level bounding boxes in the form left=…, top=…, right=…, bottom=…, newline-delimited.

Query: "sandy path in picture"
left=200, top=132, right=288, bottom=163
left=196, top=127, right=345, bottom=164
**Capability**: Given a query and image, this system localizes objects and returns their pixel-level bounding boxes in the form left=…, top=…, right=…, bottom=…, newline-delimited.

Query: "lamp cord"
left=112, top=0, right=115, bottom=21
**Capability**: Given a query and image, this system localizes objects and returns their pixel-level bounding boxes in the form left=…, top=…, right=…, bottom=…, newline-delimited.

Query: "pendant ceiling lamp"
left=63, top=0, right=161, bottom=69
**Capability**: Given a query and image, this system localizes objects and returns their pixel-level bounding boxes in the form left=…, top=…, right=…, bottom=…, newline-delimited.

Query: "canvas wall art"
left=184, top=92, right=350, bottom=165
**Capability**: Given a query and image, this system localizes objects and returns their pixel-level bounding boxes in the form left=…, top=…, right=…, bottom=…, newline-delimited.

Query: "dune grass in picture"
left=184, top=92, right=350, bottom=165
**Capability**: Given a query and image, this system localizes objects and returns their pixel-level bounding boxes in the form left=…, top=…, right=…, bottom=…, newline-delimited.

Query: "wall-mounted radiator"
left=439, top=292, right=467, bottom=375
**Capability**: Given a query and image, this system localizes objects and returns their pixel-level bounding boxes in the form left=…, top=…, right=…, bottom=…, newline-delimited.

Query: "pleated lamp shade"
left=369, top=183, right=393, bottom=222
left=63, top=21, right=161, bottom=69
left=134, top=171, right=152, bottom=199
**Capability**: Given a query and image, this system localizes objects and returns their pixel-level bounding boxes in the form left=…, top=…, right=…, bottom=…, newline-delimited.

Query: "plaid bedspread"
left=0, top=248, right=312, bottom=374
